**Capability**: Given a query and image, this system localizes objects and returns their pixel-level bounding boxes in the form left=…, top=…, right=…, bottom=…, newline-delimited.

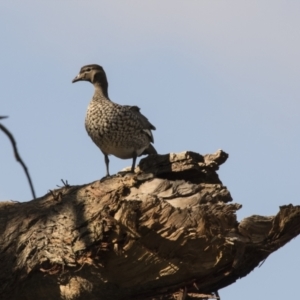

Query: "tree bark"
left=0, top=150, right=299, bottom=300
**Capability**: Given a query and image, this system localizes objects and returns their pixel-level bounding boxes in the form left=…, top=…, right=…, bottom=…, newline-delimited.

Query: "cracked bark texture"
left=0, top=150, right=299, bottom=300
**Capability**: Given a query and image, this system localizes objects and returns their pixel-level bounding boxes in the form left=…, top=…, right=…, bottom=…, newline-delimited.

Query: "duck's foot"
left=117, top=170, right=135, bottom=177
left=99, top=171, right=134, bottom=182
left=99, top=174, right=115, bottom=182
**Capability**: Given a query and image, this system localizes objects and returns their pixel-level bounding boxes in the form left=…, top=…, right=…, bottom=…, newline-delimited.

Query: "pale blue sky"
left=0, top=1, right=299, bottom=299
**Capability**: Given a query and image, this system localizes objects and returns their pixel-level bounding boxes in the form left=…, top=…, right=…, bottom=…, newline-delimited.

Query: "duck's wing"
left=126, top=105, right=156, bottom=143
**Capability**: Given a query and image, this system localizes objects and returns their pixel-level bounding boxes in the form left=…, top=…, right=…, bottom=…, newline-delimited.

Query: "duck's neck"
left=94, top=82, right=110, bottom=100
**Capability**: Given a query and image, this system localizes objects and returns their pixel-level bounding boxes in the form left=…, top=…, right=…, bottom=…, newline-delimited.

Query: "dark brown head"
left=72, top=64, right=109, bottom=95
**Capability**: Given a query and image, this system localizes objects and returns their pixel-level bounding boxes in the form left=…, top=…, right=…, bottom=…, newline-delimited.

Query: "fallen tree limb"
left=0, top=150, right=299, bottom=300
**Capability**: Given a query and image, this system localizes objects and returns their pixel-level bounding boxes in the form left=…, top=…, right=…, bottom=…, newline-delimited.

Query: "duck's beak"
left=72, top=74, right=83, bottom=83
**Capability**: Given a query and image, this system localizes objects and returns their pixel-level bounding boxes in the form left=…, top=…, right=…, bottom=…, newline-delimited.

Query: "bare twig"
left=259, top=258, right=266, bottom=268
left=48, top=189, right=62, bottom=201
left=56, top=179, right=70, bottom=188
left=0, top=118, right=36, bottom=199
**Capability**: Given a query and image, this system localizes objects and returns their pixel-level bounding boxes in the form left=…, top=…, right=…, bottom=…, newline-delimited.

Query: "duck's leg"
left=104, top=154, right=110, bottom=177
left=131, top=154, right=137, bottom=173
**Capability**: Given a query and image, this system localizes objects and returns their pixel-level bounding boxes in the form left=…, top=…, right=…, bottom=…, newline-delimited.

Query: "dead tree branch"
left=0, top=117, right=36, bottom=199
left=0, top=150, right=299, bottom=300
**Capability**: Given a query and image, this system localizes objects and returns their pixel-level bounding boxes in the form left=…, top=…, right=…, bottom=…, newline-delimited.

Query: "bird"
left=72, top=64, right=157, bottom=177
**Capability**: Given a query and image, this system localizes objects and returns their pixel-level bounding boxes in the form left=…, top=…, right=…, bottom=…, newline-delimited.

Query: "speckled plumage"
left=72, top=64, right=157, bottom=176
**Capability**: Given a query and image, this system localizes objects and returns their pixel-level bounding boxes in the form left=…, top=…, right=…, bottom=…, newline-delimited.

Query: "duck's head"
left=72, top=64, right=108, bottom=86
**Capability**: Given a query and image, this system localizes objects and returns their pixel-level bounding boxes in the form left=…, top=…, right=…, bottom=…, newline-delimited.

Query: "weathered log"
left=0, top=150, right=299, bottom=300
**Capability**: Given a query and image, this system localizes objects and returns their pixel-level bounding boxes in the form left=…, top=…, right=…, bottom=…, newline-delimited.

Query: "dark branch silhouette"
left=0, top=116, right=36, bottom=199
